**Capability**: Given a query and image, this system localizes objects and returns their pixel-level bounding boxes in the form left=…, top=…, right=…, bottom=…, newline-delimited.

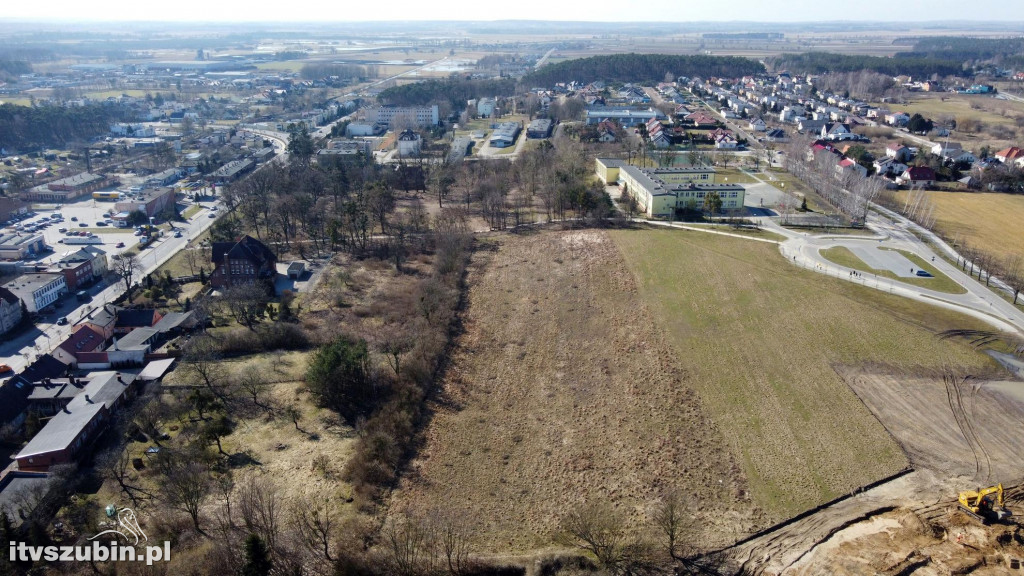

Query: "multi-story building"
left=363, top=105, right=439, bottom=128
left=595, top=158, right=744, bottom=219
left=0, top=286, right=23, bottom=335
left=210, top=235, right=277, bottom=289
left=5, top=273, right=67, bottom=313
left=49, top=259, right=93, bottom=291
left=115, top=186, right=177, bottom=219
left=59, top=246, right=108, bottom=279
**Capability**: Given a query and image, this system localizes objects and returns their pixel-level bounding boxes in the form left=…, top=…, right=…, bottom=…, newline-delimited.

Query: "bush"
left=306, top=335, right=375, bottom=423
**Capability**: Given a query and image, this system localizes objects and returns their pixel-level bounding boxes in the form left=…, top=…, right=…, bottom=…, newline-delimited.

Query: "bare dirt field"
left=840, top=369, right=1024, bottom=483
left=389, top=230, right=762, bottom=554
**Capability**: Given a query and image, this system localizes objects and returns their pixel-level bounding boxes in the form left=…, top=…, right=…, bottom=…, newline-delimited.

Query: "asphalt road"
left=0, top=199, right=222, bottom=375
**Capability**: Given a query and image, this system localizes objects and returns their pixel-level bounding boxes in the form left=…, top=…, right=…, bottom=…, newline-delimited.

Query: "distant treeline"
left=0, top=59, right=31, bottom=77
left=522, top=53, right=765, bottom=86
left=766, top=52, right=964, bottom=78
left=895, top=36, right=1024, bottom=65
left=0, top=103, right=128, bottom=151
left=299, top=62, right=366, bottom=80
left=377, top=77, right=517, bottom=109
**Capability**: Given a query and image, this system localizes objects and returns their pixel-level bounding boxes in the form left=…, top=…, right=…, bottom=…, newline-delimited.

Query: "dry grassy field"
left=893, top=190, right=1024, bottom=262
left=390, top=230, right=761, bottom=554
left=390, top=226, right=996, bottom=557
left=610, top=228, right=995, bottom=519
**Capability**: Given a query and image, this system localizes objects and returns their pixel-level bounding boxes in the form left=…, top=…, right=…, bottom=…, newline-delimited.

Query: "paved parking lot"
left=849, top=246, right=919, bottom=277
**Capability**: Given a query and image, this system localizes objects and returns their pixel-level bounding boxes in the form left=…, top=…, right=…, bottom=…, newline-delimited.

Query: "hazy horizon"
left=1, top=0, right=1022, bottom=24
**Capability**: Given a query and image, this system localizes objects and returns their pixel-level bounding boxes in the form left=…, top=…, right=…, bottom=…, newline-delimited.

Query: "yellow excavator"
left=958, top=483, right=1013, bottom=524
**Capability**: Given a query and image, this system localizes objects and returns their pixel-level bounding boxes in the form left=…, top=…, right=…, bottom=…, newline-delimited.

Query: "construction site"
left=718, top=366, right=1024, bottom=575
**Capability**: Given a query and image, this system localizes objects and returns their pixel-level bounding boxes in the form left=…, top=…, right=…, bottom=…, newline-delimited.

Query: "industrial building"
left=489, top=122, right=522, bottom=148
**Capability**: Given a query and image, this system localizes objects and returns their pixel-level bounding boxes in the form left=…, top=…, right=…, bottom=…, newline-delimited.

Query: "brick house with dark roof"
left=210, top=235, right=277, bottom=289
left=53, top=325, right=105, bottom=367
left=114, top=308, right=163, bottom=335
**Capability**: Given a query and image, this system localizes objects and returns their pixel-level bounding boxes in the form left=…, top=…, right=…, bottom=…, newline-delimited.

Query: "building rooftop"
left=17, top=371, right=136, bottom=460
left=5, top=273, right=64, bottom=295
left=0, top=232, right=43, bottom=247
left=111, top=326, right=158, bottom=351
left=47, top=173, right=104, bottom=189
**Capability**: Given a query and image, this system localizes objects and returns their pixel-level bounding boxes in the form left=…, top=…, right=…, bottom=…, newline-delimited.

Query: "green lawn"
left=610, top=229, right=993, bottom=520
left=682, top=223, right=787, bottom=242
left=821, top=246, right=967, bottom=294
left=182, top=205, right=203, bottom=220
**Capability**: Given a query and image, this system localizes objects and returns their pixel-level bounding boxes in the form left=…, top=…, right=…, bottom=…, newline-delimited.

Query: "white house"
left=0, top=286, right=22, bottom=335
left=748, top=118, right=767, bottom=131
left=873, top=156, right=908, bottom=177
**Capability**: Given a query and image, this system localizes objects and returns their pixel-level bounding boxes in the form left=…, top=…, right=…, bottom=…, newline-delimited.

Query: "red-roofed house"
left=897, top=166, right=936, bottom=188
left=53, top=325, right=105, bottom=367
left=994, top=147, right=1024, bottom=164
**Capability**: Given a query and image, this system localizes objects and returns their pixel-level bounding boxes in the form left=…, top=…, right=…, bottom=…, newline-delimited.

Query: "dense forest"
left=522, top=53, right=765, bottom=86
left=766, top=52, right=964, bottom=78
left=0, top=103, right=128, bottom=151
left=377, top=77, right=516, bottom=110
left=896, top=36, right=1024, bottom=67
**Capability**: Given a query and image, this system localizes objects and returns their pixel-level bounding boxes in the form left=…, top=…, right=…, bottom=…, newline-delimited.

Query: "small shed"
left=287, top=261, right=306, bottom=279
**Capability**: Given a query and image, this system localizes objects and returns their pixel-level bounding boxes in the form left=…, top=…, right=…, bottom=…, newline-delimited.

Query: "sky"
left=1, top=0, right=1023, bottom=23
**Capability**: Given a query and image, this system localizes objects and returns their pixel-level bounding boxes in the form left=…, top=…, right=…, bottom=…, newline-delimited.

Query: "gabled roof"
left=995, top=146, right=1024, bottom=160
left=903, top=166, right=936, bottom=181
left=886, top=143, right=908, bottom=152
left=115, top=309, right=160, bottom=329
left=211, top=235, right=276, bottom=268
left=57, top=325, right=104, bottom=356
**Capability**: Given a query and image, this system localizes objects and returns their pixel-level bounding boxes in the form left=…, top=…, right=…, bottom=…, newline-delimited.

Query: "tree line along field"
left=388, top=227, right=996, bottom=558
left=610, top=228, right=995, bottom=520
left=893, top=190, right=1024, bottom=263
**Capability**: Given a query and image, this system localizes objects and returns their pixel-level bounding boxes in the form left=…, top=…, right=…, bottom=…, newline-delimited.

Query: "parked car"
left=0, top=364, right=12, bottom=374
left=58, top=227, right=67, bottom=233
left=116, top=242, right=125, bottom=248
left=79, top=222, right=87, bottom=227
left=70, top=216, right=78, bottom=221
left=174, top=231, right=182, bottom=238
left=96, top=221, right=107, bottom=226
left=916, top=270, right=933, bottom=277
left=56, top=317, right=68, bottom=326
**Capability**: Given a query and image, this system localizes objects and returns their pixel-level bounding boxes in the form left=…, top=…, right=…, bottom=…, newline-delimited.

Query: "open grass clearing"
left=611, top=228, right=994, bottom=520
left=820, top=246, right=966, bottom=294
left=683, top=222, right=787, bottom=242
left=390, top=230, right=759, bottom=554
left=892, top=190, right=1024, bottom=263
left=713, top=167, right=758, bottom=184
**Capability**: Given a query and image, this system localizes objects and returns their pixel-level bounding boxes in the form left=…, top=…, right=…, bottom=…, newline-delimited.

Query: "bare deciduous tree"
left=111, top=252, right=141, bottom=302
left=291, top=495, right=336, bottom=563
left=238, top=476, right=283, bottom=551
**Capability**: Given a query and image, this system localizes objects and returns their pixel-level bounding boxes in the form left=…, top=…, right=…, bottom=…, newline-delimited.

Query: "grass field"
left=390, top=231, right=759, bottom=553
left=610, top=228, right=994, bottom=519
left=892, top=190, right=1024, bottom=263
left=714, top=167, right=758, bottom=184
left=182, top=204, right=203, bottom=220
left=820, top=246, right=967, bottom=294
left=391, top=228, right=996, bottom=556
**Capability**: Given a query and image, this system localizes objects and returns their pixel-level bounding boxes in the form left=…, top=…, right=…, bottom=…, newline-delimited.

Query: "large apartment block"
left=363, top=105, right=439, bottom=128
left=595, top=158, right=745, bottom=219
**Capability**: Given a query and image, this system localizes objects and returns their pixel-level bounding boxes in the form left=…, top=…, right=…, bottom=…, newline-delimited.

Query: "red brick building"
left=210, top=235, right=277, bottom=289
